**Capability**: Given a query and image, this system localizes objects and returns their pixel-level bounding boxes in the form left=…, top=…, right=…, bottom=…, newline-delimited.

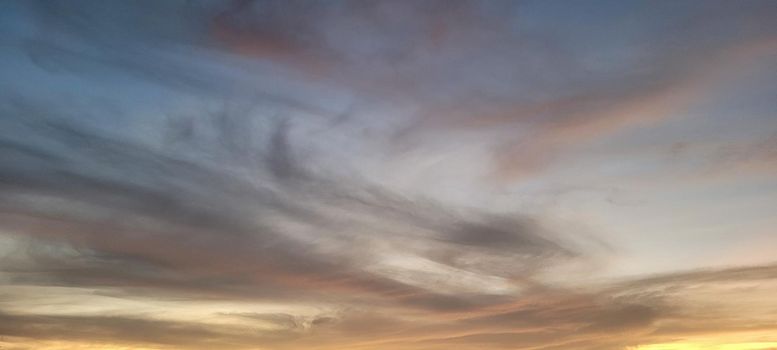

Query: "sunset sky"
left=1, top=1, right=777, bottom=349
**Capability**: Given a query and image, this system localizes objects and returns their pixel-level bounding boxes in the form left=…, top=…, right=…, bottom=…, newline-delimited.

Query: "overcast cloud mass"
left=1, top=1, right=777, bottom=349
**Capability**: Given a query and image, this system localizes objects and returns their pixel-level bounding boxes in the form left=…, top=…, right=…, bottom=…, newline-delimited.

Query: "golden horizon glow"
left=631, top=343, right=777, bottom=350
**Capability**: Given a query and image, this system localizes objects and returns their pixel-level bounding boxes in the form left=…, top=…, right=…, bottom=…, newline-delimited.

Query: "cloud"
left=0, top=95, right=580, bottom=313
left=0, top=310, right=303, bottom=349
left=1, top=1, right=776, bottom=349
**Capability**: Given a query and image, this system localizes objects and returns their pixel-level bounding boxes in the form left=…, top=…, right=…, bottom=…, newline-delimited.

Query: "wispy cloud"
left=1, top=1, right=776, bottom=349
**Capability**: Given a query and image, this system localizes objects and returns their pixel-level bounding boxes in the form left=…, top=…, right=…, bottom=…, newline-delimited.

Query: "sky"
left=0, top=1, right=776, bottom=349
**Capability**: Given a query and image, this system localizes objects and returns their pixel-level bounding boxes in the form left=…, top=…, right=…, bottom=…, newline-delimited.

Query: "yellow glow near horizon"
left=631, top=342, right=777, bottom=350
left=0, top=340, right=167, bottom=350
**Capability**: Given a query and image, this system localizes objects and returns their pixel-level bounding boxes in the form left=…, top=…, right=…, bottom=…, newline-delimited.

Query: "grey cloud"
left=0, top=95, right=579, bottom=314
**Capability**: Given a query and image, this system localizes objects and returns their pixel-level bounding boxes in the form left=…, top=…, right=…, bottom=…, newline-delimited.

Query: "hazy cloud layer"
left=1, top=1, right=776, bottom=349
